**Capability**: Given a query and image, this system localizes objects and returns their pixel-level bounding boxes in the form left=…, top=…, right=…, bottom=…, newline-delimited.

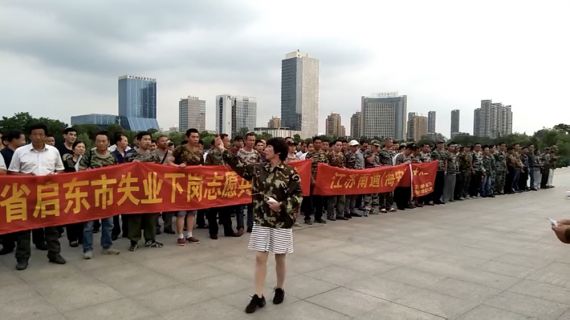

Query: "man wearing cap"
left=362, top=141, right=381, bottom=216
left=378, top=138, right=396, bottom=213
left=430, top=140, right=449, bottom=204
left=344, top=140, right=361, bottom=218
left=327, top=140, right=346, bottom=221
left=443, top=144, right=458, bottom=202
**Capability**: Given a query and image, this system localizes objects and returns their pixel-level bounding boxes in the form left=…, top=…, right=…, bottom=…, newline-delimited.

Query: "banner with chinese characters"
left=0, top=161, right=312, bottom=235
left=312, top=164, right=409, bottom=196
left=396, top=161, right=439, bottom=197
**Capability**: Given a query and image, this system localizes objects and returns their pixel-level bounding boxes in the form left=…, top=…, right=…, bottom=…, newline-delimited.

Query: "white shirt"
left=0, top=153, right=6, bottom=171
left=8, top=144, right=64, bottom=176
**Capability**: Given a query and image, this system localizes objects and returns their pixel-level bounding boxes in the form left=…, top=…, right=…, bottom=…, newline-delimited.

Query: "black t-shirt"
left=0, top=148, right=14, bottom=167
left=57, top=143, right=73, bottom=159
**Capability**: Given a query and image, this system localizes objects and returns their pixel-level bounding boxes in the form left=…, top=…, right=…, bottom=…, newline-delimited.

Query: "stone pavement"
left=2, top=168, right=570, bottom=320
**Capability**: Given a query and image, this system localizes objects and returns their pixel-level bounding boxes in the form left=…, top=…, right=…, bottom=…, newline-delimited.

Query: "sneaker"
left=389, top=208, right=397, bottom=213
left=327, top=216, right=336, bottom=221
left=48, top=254, right=66, bottom=265
left=336, top=216, right=348, bottom=220
left=351, top=212, right=363, bottom=217
left=186, top=237, right=200, bottom=243
left=315, top=219, right=327, bottom=224
left=102, top=248, right=120, bottom=255
left=380, top=208, right=387, bottom=214
left=16, top=259, right=28, bottom=271
left=145, top=240, right=164, bottom=248
left=273, top=288, right=285, bottom=304
left=128, top=242, right=139, bottom=252
left=245, top=294, right=266, bottom=314
left=69, top=240, right=79, bottom=248
left=83, top=251, right=93, bottom=259
left=177, top=238, right=186, bottom=246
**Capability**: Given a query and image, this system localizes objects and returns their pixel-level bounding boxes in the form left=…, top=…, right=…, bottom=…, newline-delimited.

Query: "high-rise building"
left=451, top=109, right=460, bottom=137
left=340, top=125, right=346, bottom=137
left=473, top=100, right=513, bottom=138
left=410, top=115, right=428, bottom=142
left=428, top=110, right=436, bottom=133
left=350, top=112, right=362, bottom=138
left=407, top=112, right=416, bottom=140
left=326, top=113, right=343, bottom=137
left=71, top=114, right=118, bottom=127
left=118, top=75, right=159, bottom=131
left=267, top=117, right=281, bottom=128
left=215, top=95, right=257, bottom=137
left=179, top=96, right=206, bottom=132
left=361, top=93, right=407, bottom=140
left=281, top=50, right=319, bottom=138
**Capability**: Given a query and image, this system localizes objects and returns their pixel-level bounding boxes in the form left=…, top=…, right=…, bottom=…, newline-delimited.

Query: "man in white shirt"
left=0, top=153, right=6, bottom=173
left=8, top=123, right=66, bottom=270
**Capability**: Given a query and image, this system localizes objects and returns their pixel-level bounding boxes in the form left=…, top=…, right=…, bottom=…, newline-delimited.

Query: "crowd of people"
left=0, top=125, right=561, bottom=313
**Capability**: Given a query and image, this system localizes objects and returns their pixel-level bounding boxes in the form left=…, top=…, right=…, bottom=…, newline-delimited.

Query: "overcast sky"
left=1, top=0, right=569, bottom=137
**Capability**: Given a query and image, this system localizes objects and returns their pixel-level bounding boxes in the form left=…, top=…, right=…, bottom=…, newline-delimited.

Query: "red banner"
left=290, top=160, right=311, bottom=197
left=312, top=164, right=409, bottom=196
left=0, top=161, right=311, bottom=234
left=397, top=162, right=439, bottom=197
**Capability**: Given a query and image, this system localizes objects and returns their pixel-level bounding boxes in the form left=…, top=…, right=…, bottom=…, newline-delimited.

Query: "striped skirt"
left=248, top=224, right=294, bottom=254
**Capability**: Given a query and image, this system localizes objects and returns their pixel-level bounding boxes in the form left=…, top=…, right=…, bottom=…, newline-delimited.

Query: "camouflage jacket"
left=306, top=150, right=328, bottom=177
left=328, top=151, right=345, bottom=168
left=62, top=153, right=79, bottom=172
left=173, top=145, right=203, bottom=165
left=482, top=154, right=495, bottom=176
left=394, top=152, right=413, bottom=165
left=123, top=147, right=160, bottom=163
left=378, top=149, right=394, bottom=166
left=79, top=149, right=117, bottom=169
left=431, top=149, right=449, bottom=171
left=447, top=152, right=458, bottom=174
left=457, top=152, right=472, bottom=172
left=472, top=151, right=484, bottom=173
left=223, top=151, right=302, bottom=229
left=205, top=149, right=224, bottom=165
left=237, top=148, right=261, bottom=165
left=494, top=151, right=507, bottom=172
left=418, top=151, right=432, bottom=163
left=344, top=150, right=358, bottom=169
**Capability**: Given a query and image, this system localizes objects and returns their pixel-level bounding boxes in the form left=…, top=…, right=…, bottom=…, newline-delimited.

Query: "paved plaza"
left=2, top=168, right=570, bottom=320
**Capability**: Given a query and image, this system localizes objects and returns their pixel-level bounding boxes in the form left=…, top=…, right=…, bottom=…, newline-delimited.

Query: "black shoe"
left=69, top=240, right=79, bottom=248
left=111, top=234, right=119, bottom=241
left=315, top=219, right=327, bottom=224
left=327, top=216, right=336, bottom=221
left=129, top=241, right=139, bottom=252
left=35, top=243, right=48, bottom=251
left=210, top=234, right=218, bottom=240
left=0, top=247, right=14, bottom=255
left=247, top=227, right=253, bottom=233
left=48, top=254, right=66, bottom=265
left=273, top=288, right=285, bottom=304
left=245, top=294, right=266, bottom=314
left=336, top=216, right=348, bottom=220
left=16, top=259, right=28, bottom=271
left=351, top=212, right=363, bottom=217
left=305, top=220, right=313, bottom=225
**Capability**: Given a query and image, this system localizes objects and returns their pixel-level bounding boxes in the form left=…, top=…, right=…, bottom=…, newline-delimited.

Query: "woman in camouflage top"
left=220, top=137, right=302, bottom=314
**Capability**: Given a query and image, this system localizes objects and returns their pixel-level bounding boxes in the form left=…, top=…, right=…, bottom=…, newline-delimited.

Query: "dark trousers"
left=16, top=227, right=60, bottom=262
left=462, top=172, right=471, bottom=198
left=32, top=228, right=46, bottom=246
left=469, top=172, right=483, bottom=196
left=306, top=196, right=324, bottom=221
left=207, top=207, right=234, bottom=236
left=379, top=192, right=394, bottom=209
left=433, top=171, right=445, bottom=202
left=394, top=187, right=411, bottom=210
left=66, top=223, right=83, bottom=243
left=541, top=168, right=550, bottom=188
left=455, top=173, right=465, bottom=199
left=113, top=215, right=129, bottom=238
left=196, top=210, right=207, bottom=227
left=518, top=169, right=527, bottom=190
left=127, top=214, right=158, bottom=243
